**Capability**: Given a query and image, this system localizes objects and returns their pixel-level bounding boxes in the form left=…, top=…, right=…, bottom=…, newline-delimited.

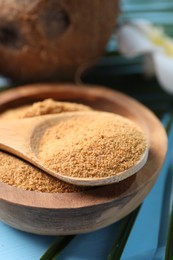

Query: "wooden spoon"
left=0, top=111, right=149, bottom=186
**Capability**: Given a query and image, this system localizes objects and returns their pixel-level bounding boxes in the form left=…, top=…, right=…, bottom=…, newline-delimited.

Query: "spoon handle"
left=0, top=117, right=63, bottom=179
left=0, top=118, right=39, bottom=163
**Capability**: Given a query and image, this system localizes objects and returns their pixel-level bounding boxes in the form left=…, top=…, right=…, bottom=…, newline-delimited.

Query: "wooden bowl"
left=0, top=84, right=167, bottom=235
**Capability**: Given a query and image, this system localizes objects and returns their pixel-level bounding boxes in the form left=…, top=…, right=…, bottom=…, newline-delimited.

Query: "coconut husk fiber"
left=0, top=0, right=119, bottom=82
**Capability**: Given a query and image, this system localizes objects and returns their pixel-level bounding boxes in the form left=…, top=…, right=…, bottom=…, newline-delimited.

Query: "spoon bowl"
left=0, top=111, right=149, bottom=186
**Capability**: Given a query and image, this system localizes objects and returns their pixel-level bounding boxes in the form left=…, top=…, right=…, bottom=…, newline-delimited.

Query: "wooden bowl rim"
left=0, top=84, right=167, bottom=209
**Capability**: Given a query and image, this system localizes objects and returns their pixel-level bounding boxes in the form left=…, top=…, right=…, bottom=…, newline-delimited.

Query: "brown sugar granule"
left=0, top=152, right=87, bottom=193
left=0, top=98, right=91, bottom=120
left=0, top=99, right=92, bottom=193
left=38, top=112, right=147, bottom=179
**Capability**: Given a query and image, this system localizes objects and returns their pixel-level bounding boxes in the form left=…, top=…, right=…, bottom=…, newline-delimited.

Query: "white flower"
left=117, top=19, right=173, bottom=94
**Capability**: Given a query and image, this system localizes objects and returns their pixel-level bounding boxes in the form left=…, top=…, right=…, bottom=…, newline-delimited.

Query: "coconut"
left=0, top=0, right=119, bottom=82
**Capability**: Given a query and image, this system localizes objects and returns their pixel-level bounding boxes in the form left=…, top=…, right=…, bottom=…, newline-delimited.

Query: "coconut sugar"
left=38, top=112, right=147, bottom=179
left=0, top=98, right=91, bottom=120
left=0, top=99, right=91, bottom=193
